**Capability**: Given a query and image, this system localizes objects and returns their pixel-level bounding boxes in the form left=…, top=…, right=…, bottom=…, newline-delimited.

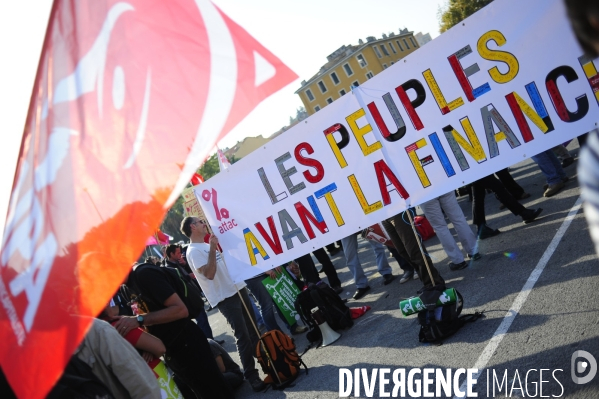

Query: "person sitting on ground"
left=76, top=318, right=161, bottom=398
left=420, top=191, right=482, bottom=271
left=208, top=339, right=245, bottom=390
left=98, top=297, right=185, bottom=399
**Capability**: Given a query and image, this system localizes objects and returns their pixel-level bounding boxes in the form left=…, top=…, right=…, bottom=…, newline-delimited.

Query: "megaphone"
left=311, top=307, right=341, bottom=347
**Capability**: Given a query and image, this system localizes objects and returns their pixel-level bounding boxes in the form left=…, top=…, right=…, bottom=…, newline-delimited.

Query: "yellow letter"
left=346, top=109, right=383, bottom=156
left=477, top=30, right=519, bottom=84
left=243, top=228, right=270, bottom=266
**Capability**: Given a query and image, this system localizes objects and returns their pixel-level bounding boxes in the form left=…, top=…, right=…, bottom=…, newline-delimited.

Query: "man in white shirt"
left=180, top=216, right=266, bottom=392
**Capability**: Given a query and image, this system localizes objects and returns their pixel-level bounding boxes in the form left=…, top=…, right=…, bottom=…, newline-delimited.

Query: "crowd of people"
left=42, top=137, right=584, bottom=399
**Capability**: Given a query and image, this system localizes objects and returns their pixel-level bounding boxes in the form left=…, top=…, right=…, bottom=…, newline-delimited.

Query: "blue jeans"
left=195, top=306, right=214, bottom=339
left=245, top=276, right=292, bottom=332
left=341, top=233, right=392, bottom=289
left=531, top=150, right=566, bottom=185
left=249, top=296, right=265, bottom=327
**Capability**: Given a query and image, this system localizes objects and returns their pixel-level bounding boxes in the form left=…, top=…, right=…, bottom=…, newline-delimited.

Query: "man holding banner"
left=182, top=217, right=267, bottom=393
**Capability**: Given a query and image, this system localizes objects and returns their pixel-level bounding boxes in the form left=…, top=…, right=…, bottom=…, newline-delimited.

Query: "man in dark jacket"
left=114, top=264, right=233, bottom=399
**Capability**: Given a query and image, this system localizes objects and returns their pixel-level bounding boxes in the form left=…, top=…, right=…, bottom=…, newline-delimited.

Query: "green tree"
left=197, top=152, right=238, bottom=181
left=198, top=153, right=220, bottom=180
left=160, top=195, right=187, bottom=243
left=438, top=0, right=494, bottom=33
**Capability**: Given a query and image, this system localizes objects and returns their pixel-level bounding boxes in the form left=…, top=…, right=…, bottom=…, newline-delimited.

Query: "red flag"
left=0, top=1, right=296, bottom=397
left=146, top=230, right=171, bottom=246
left=190, top=172, right=204, bottom=186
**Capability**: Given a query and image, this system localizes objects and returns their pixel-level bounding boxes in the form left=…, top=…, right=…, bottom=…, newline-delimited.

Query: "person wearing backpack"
left=181, top=216, right=267, bottom=393
left=113, top=263, right=233, bottom=399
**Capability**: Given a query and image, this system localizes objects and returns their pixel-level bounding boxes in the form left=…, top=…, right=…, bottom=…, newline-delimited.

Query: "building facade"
left=414, top=32, right=432, bottom=46
left=295, top=29, right=421, bottom=115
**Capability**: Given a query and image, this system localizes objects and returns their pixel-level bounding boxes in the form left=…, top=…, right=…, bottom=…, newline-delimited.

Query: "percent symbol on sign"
left=201, top=188, right=229, bottom=221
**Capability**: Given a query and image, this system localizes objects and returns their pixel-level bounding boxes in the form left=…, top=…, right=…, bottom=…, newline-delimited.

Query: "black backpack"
left=46, top=355, right=115, bottom=399
left=130, top=263, right=205, bottom=318
left=417, top=290, right=483, bottom=343
left=294, top=282, right=353, bottom=343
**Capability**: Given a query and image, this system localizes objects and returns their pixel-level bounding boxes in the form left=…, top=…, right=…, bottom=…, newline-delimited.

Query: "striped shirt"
left=578, top=129, right=599, bottom=255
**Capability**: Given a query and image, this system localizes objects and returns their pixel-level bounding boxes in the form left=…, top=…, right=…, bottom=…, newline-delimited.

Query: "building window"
left=339, top=89, right=346, bottom=96
left=389, top=42, right=397, bottom=54
left=356, top=54, right=367, bottom=67
left=410, top=37, right=417, bottom=47
left=403, top=38, right=410, bottom=49
left=330, top=72, right=340, bottom=85
left=318, top=80, right=327, bottom=93
left=380, top=44, right=390, bottom=56
left=366, top=71, right=374, bottom=79
left=396, top=40, right=404, bottom=51
left=352, top=81, right=360, bottom=87
left=314, top=105, right=321, bottom=112
left=305, top=89, right=314, bottom=101
left=326, top=97, right=333, bottom=104
left=374, top=46, right=382, bottom=58
left=343, top=63, right=354, bottom=77
left=383, top=64, right=388, bottom=69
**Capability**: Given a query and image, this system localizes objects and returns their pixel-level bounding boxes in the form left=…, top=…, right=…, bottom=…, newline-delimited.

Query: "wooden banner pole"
left=404, top=209, right=436, bottom=286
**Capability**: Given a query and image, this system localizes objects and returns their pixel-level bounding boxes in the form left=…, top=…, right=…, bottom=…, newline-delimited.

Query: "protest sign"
left=183, top=186, right=206, bottom=219
left=262, top=268, right=302, bottom=325
left=196, top=0, right=599, bottom=284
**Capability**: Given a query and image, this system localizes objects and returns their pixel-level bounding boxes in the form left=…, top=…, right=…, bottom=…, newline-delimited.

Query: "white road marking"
left=453, top=196, right=583, bottom=398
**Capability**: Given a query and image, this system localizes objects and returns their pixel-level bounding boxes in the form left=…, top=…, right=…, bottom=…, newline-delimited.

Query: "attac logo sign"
left=201, top=188, right=238, bottom=234
left=0, top=1, right=296, bottom=398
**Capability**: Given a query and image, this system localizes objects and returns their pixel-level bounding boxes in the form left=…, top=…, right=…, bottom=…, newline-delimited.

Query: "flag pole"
left=404, top=209, right=436, bottom=286
left=196, top=199, right=283, bottom=385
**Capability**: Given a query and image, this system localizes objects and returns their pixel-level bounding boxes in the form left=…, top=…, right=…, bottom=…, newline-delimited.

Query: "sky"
left=0, top=0, right=447, bottom=236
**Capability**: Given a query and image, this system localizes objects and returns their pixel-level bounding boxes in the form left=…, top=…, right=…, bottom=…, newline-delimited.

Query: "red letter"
left=294, top=142, right=325, bottom=183
left=395, top=79, right=425, bottom=131
left=294, top=202, right=328, bottom=239
left=374, top=160, right=410, bottom=205
left=255, top=216, right=283, bottom=255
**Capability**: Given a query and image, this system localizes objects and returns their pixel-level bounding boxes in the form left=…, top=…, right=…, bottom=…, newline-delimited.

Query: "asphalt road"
left=206, top=143, right=599, bottom=398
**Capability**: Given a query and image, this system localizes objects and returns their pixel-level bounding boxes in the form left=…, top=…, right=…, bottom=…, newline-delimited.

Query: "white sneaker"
left=413, top=272, right=419, bottom=280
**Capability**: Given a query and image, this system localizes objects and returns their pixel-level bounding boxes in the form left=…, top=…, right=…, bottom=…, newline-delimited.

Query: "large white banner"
left=196, top=0, right=599, bottom=283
